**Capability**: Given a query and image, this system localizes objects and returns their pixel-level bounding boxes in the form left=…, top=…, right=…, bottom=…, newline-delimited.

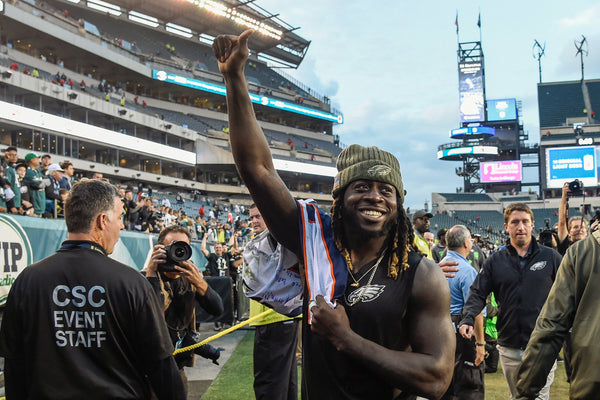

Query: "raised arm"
left=213, top=30, right=300, bottom=254
left=557, top=183, right=569, bottom=243
left=201, top=233, right=210, bottom=258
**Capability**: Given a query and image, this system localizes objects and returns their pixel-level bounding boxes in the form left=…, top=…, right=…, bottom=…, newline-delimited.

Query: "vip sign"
left=0, top=215, right=33, bottom=305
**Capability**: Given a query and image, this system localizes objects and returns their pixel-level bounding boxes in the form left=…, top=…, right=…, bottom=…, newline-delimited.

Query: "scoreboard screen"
left=458, top=62, right=485, bottom=123
left=545, top=146, right=597, bottom=189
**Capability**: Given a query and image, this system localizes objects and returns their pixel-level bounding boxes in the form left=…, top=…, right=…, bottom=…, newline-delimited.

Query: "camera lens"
left=167, top=241, right=192, bottom=262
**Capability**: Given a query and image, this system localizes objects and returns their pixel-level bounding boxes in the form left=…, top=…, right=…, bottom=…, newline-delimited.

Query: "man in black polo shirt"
left=0, top=179, right=184, bottom=400
left=459, top=203, right=561, bottom=400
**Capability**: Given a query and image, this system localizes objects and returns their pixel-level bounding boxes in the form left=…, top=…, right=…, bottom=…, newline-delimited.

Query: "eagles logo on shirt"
left=529, top=261, right=547, bottom=271
left=346, top=284, right=385, bottom=304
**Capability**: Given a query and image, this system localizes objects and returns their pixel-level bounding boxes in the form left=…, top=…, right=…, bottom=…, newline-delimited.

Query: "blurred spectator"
left=55, top=188, right=69, bottom=218
left=2, top=146, right=19, bottom=214
left=44, top=163, right=64, bottom=216
left=92, top=172, right=104, bottom=180
left=136, top=197, right=154, bottom=232
left=39, top=154, right=51, bottom=175
left=412, top=209, right=434, bottom=259
left=432, top=228, right=448, bottom=263
left=15, top=163, right=34, bottom=216
left=23, top=153, right=48, bottom=217
left=9, top=62, right=18, bottom=71
left=59, top=160, right=75, bottom=190
left=424, top=232, right=435, bottom=249
left=201, top=231, right=239, bottom=331
left=32, top=68, right=40, bottom=78
left=163, top=207, right=175, bottom=227
left=123, top=189, right=140, bottom=230
left=80, top=80, right=86, bottom=91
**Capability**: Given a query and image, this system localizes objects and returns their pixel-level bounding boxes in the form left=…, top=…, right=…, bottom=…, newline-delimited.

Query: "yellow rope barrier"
left=173, top=308, right=275, bottom=356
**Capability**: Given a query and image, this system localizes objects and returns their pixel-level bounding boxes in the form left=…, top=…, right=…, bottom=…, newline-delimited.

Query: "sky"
left=256, top=0, right=600, bottom=211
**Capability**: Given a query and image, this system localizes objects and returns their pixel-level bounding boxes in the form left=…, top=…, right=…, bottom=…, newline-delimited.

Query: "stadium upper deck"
left=0, top=0, right=343, bottom=204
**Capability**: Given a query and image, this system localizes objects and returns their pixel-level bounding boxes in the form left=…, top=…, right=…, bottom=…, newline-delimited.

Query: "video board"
left=545, top=146, right=598, bottom=189
left=487, top=99, right=517, bottom=121
left=480, top=160, right=522, bottom=183
left=458, top=62, right=485, bottom=123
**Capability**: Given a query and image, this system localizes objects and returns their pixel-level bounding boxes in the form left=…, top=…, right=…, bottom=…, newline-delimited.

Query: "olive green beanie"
left=332, top=144, right=404, bottom=203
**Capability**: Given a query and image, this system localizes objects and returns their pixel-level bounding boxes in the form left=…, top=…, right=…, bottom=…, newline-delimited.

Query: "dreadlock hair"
left=330, top=188, right=416, bottom=280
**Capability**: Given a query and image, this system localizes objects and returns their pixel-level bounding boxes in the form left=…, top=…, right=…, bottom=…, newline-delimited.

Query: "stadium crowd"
left=3, top=133, right=600, bottom=398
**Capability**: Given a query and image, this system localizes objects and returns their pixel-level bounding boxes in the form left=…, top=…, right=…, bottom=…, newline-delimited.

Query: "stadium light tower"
left=532, top=39, right=545, bottom=83
left=574, top=35, right=588, bottom=81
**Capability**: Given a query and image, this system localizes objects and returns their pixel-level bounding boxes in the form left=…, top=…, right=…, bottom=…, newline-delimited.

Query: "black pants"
left=253, top=319, right=300, bottom=400
left=443, top=318, right=485, bottom=400
left=484, top=333, right=499, bottom=373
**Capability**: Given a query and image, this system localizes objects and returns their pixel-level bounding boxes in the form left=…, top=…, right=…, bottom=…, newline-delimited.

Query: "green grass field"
left=202, top=331, right=570, bottom=400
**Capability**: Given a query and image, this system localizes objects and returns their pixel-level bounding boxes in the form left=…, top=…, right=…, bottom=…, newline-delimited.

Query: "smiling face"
left=342, top=179, right=398, bottom=240
left=505, top=210, right=533, bottom=249
left=213, top=243, right=224, bottom=256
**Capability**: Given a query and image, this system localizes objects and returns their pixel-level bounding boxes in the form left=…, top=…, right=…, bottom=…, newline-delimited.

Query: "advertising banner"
left=0, top=215, right=207, bottom=305
left=480, top=160, right=522, bottom=183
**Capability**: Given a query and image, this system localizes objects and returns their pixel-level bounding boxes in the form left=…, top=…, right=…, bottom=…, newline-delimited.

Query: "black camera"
left=538, top=218, right=557, bottom=248
left=175, top=330, right=224, bottom=366
left=159, top=240, right=192, bottom=273
left=590, top=210, right=600, bottom=230
left=568, top=179, right=584, bottom=196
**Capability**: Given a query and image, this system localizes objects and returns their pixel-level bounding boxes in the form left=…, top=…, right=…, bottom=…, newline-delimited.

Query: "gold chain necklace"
left=345, top=250, right=387, bottom=307
left=344, top=249, right=387, bottom=288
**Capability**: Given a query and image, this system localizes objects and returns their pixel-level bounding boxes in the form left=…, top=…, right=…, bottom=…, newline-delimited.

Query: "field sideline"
left=201, top=331, right=570, bottom=400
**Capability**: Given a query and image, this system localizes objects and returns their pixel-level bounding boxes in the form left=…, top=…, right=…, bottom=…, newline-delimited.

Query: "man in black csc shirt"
left=0, top=179, right=185, bottom=400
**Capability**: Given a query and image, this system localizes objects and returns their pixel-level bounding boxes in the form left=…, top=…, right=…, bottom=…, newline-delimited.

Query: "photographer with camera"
left=146, top=225, right=224, bottom=393
left=557, top=181, right=588, bottom=255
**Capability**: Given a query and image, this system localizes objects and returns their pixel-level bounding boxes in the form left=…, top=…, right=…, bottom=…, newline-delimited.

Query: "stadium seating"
left=538, top=82, right=587, bottom=128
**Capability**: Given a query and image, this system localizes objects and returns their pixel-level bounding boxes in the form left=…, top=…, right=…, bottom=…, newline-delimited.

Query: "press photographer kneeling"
left=145, top=225, right=224, bottom=394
